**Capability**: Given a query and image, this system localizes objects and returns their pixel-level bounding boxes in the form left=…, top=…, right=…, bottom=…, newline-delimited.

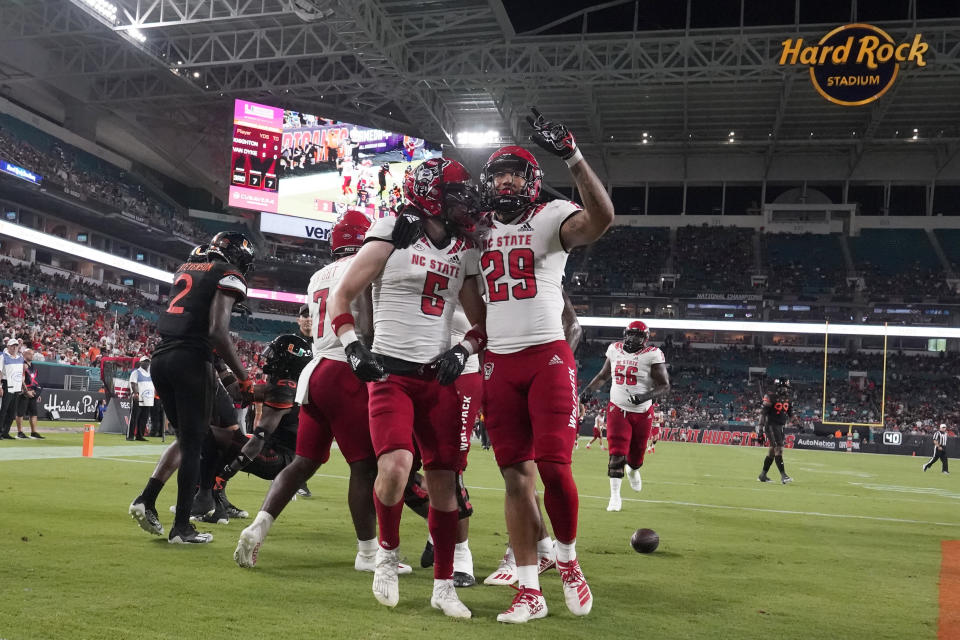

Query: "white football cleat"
left=606, top=496, right=622, bottom=512
left=372, top=547, right=400, bottom=607
left=626, top=466, right=642, bottom=492
left=430, top=580, right=472, bottom=618
left=496, top=587, right=548, bottom=624
left=354, top=551, right=412, bottom=575
left=538, top=544, right=557, bottom=575
left=234, top=525, right=264, bottom=568
left=558, top=558, right=593, bottom=616
left=484, top=551, right=517, bottom=585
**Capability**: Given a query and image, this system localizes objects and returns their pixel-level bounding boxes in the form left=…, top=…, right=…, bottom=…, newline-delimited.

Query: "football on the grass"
left=631, top=528, right=659, bottom=553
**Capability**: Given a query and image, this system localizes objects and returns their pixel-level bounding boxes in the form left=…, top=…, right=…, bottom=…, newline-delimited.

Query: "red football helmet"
left=404, top=157, right=471, bottom=218
left=480, top=145, right=542, bottom=217
left=623, top=320, right=650, bottom=353
left=330, top=209, right=371, bottom=255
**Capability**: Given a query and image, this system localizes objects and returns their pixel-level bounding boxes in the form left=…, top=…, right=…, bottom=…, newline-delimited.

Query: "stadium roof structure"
left=0, top=0, right=959, bottom=192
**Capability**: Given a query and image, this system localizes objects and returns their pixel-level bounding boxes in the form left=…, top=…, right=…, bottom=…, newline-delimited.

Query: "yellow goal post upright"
left=820, top=321, right=888, bottom=430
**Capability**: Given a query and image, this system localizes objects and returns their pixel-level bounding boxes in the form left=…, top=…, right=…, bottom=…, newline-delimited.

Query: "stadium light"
left=579, top=317, right=960, bottom=339
left=80, top=0, right=118, bottom=23
left=455, top=131, right=500, bottom=147
left=128, top=28, right=147, bottom=43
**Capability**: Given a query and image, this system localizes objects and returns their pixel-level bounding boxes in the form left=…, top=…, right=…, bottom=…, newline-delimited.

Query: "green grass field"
left=0, top=427, right=955, bottom=640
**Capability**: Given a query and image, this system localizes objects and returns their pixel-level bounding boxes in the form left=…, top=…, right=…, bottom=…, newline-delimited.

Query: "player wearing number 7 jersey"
left=234, top=209, right=398, bottom=573
left=328, top=157, right=488, bottom=619
left=476, top=108, right=614, bottom=623
left=580, top=321, right=671, bottom=511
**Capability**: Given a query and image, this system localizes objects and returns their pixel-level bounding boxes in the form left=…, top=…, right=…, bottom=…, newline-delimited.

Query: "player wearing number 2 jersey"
left=235, top=210, right=391, bottom=572
left=329, top=158, right=488, bottom=619
left=151, top=232, right=255, bottom=544
left=477, top=108, right=614, bottom=624
left=581, top=321, right=670, bottom=511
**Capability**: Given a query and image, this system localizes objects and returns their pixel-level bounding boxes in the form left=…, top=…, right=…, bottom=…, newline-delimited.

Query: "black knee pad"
left=403, top=471, right=430, bottom=519
left=608, top=454, right=627, bottom=479
left=456, top=472, right=473, bottom=520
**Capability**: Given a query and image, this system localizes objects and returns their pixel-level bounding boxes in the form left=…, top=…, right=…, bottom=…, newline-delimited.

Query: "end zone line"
left=940, top=541, right=960, bottom=639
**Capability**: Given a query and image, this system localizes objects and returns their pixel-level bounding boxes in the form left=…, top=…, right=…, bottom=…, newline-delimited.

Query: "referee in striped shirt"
left=922, top=424, right=950, bottom=474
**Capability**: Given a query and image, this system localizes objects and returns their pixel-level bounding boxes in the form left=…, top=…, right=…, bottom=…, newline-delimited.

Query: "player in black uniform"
left=756, top=378, right=793, bottom=484
left=150, top=232, right=255, bottom=544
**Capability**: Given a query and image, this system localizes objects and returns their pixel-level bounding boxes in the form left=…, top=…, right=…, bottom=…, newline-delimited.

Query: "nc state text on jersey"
left=410, top=254, right=460, bottom=278
left=483, top=233, right=532, bottom=249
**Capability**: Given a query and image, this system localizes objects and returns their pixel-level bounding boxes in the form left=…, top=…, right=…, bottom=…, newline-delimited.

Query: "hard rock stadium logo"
left=778, top=24, right=928, bottom=106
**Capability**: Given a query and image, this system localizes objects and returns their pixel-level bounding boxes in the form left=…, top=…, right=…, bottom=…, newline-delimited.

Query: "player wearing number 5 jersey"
left=329, top=157, right=488, bottom=619
left=757, top=378, right=793, bottom=484
left=580, top=321, right=670, bottom=512
left=151, top=232, right=255, bottom=544
left=477, top=108, right=614, bottom=623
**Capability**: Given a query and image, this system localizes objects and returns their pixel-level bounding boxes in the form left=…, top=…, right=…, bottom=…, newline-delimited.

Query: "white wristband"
left=338, top=329, right=358, bottom=347
left=564, top=148, right=583, bottom=168
left=458, top=339, right=477, bottom=356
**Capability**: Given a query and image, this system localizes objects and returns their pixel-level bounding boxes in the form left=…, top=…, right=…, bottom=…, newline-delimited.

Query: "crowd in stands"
left=0, top=121, right=204, bottom=242
left=675, top=226, right=755, bottom=292
left=0, top=258, right=161, bottom=310
left=567, top=226, right=669, bottom=292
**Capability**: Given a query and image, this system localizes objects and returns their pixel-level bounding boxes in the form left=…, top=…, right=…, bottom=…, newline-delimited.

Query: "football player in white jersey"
left=235, top=211, right=416, bottom=574
left=475, top=108, right=614, bottom=623
left=328, top=158, right=488, bottom=618
left=581, top=321, right=671, bottom=511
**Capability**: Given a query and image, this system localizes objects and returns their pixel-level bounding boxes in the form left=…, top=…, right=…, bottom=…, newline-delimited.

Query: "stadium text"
left=778, top=24, right=928, bottom=106
left=778, top=34, right=927, bottom=68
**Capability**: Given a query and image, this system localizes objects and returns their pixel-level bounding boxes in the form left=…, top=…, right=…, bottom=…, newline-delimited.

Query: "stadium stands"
left=0, top=114, right=204, bottom=242
left=675, top=226, right=755, bottom=293
left=849, top=229, right=948, bottom=298
left=763, top=233, right=847, bottom=294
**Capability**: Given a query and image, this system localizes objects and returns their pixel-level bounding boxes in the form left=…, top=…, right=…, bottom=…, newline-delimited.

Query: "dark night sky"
left=504, top=0, right=959, bottom=35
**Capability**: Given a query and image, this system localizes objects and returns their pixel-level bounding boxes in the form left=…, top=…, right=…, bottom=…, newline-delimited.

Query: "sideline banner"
left=41, top=389, right=100, bottom=421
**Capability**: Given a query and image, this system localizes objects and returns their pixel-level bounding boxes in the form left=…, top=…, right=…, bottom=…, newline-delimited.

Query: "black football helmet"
left=187, top=244, right=209, bottom=263
left=208, top=231, right=255, bottom=276
left=261, top=334, right=312, bottom=380
left=772, top=378, right=791, bottom=398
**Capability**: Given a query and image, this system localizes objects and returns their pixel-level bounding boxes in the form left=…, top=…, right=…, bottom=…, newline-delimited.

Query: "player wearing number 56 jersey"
left=151, top=232, right=255, bottom=544
left=580, top=321, right=670, bottom=512
left=757, top=378, right=793, bottom=484
left=477, top=108, right=614, bottom=624
left=329, top=157, right=488, bottom=619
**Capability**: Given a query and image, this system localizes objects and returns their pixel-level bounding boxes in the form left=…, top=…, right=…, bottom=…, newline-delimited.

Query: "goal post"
left=819, top=321, right=888, bottom=428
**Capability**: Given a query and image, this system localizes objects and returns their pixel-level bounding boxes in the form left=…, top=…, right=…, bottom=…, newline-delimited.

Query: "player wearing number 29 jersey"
left=477, top=109, right=614, bottom=624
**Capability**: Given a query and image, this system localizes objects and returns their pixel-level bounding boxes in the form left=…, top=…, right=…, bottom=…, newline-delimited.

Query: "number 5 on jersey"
left=422, top=272, right=449, bottom=316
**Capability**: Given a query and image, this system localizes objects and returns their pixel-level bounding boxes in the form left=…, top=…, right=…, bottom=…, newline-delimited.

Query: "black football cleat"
left=453, top=571, right=477, bottom=588
left=758, top=473, right=772, bottom=483
left=129, top=498, right=164, bottom=536
left=215, top=488, right=248, bottom=519
left=421, top=540, right=434, bottom=568
left=169, top=524, right=213, bottom=544
left=781, top=475, right=793, bottom=484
